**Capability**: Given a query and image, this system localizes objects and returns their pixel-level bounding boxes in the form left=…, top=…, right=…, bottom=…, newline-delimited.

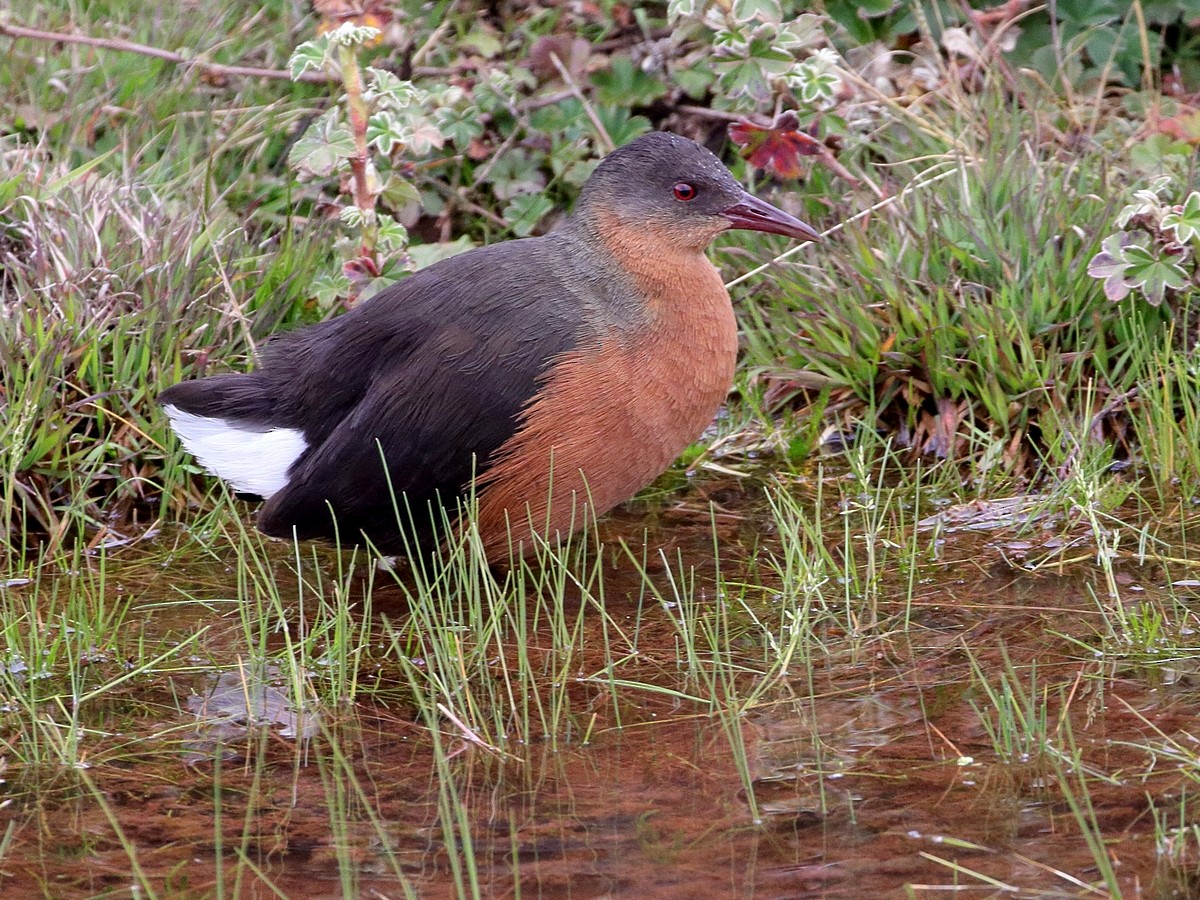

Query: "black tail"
left=159, top=373, right=277, bottom=425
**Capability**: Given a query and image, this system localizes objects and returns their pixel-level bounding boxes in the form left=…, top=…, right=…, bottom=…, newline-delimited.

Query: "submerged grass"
left=4, top=444, right=1200, bottom=893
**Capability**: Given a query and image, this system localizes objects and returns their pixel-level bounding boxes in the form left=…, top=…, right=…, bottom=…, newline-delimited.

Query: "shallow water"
left=3, top=472, right=1200, bottom=898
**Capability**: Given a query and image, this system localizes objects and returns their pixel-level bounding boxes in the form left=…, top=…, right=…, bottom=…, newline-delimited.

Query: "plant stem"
left=0, top=21, right=326, bottom=83
left=337, top=42, right=378, bottom=265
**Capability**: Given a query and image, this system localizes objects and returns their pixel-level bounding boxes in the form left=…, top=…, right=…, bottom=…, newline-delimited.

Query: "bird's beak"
left=723, top=192, right=821, bottom=242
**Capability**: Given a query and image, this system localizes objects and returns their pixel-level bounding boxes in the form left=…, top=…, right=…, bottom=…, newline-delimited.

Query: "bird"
left=160, top=131, right=820, bottom=562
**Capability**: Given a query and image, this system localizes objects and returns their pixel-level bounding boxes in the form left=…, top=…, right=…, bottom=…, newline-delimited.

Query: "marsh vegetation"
left=5, top=0, right=1200, bottom=896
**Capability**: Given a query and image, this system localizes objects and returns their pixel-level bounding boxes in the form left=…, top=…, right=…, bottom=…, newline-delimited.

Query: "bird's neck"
left=567, top=210, right=728, bottom=326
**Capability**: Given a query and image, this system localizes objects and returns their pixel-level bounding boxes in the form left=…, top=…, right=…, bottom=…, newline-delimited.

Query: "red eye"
left=673, top=182, right=697, bottom=201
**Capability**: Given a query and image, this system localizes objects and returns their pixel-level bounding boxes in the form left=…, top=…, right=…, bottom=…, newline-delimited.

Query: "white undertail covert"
left=163, top=404, right=307, bottom=498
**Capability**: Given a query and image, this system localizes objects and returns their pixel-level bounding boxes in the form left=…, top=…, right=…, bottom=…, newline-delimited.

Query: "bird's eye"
left=673, top=182, right=697, bottom=201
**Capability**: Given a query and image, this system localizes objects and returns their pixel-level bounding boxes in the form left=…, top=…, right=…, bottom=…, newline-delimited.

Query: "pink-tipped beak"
left=723, top=191, right=821, bottom=242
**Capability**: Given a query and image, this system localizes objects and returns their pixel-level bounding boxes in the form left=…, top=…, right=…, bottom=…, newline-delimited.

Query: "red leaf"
left=728, top=114, right=825, bottom=180
left=1154, top=109, right=1200, bottom=145
left=344, top=255, right=380, bottom=282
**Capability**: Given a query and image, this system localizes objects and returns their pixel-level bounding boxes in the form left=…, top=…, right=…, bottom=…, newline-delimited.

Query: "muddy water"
left=3, top=474, right=1200, bottom=898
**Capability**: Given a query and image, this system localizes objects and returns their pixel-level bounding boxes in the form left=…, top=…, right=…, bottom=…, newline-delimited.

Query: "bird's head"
left=573, top=131, right=820, bottom=252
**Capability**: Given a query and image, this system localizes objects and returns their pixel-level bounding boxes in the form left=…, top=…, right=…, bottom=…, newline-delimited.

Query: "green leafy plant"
left=1087, top=177, right=1200, bottom=307
left=287, top=23, right=463, bottom=305
left=821, top=0, right=1200, bottom=94
left=668, top=0, right=840, bottom=112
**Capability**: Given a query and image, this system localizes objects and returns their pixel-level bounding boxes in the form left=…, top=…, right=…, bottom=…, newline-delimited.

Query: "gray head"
left=572, top=131, right=819, bottom=250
